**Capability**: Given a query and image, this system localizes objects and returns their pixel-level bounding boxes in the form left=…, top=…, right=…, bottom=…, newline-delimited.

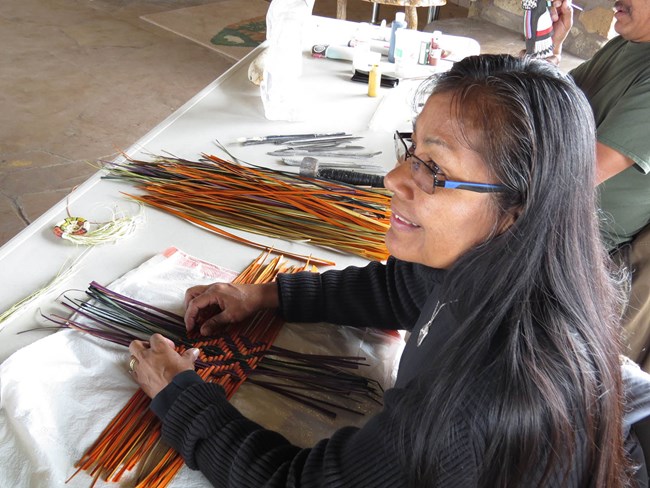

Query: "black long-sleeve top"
left=150, top=257, right=650, bottom=487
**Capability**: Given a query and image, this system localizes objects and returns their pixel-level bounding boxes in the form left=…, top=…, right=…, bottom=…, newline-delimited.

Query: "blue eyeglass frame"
left=394, top=131, right=507, bottom=194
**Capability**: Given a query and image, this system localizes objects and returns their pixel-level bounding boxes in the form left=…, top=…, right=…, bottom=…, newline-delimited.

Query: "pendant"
left=417, top=301, right=446, bottom=347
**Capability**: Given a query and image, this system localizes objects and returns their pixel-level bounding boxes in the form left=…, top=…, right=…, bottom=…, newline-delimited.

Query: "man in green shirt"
left=550, top=0, right=650, bottom=369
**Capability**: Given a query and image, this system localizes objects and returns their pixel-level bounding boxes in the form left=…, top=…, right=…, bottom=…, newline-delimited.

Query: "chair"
left=623, top=358, right=650, bottom=486
left=632, top=416, right=650, bottom=486
left=336, top=0, right=447, bottom=30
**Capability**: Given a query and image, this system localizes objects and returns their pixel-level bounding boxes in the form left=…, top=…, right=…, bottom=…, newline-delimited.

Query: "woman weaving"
left=128, top=54, right=646, bottom=487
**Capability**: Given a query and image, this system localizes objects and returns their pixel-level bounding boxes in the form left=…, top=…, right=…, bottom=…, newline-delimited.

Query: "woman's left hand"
left=128, top=334, right=199, bottom=398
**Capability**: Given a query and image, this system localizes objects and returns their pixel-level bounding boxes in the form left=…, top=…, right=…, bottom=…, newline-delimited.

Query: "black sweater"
left=151, top=257, right=650, bottom=487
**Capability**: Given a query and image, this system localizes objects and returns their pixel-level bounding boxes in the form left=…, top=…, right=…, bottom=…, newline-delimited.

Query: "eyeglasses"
left=393, top=131, right=507, bottom=194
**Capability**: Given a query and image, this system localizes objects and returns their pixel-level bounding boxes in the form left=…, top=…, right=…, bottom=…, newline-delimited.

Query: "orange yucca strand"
left=104, top=154, right=391, bottom=261
left=67, top=253, right=320, bottom=487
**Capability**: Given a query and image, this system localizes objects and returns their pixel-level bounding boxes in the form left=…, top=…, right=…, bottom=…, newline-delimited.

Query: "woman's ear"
left=497, top=209, right=520, bottom=236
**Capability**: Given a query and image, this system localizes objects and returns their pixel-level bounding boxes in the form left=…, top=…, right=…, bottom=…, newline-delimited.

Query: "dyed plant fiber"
left=52, top=252, right=381, bottom=487
left=102, top=154, right=391, bottom=261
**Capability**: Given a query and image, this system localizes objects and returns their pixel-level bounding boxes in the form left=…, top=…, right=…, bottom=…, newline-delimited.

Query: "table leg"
left=406, top=6, right=418, bottom=29
left=427, top=5, right=441, bottom=23
left=371, top=2, right=380, bottom=24
left=336, top=0, right=348, bottom=20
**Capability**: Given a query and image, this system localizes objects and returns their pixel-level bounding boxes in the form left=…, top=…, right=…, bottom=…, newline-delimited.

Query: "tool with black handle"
left=298, top=157, right=385, bottom=188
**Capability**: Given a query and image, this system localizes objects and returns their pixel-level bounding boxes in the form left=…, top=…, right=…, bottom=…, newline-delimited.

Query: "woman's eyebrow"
left=422, top=135, right=451, bottom=150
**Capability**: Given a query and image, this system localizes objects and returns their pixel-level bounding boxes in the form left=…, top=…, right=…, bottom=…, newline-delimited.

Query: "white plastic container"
left=260, top=0, right=314, bottom=121
left=393, top=28, right=422, bottom=77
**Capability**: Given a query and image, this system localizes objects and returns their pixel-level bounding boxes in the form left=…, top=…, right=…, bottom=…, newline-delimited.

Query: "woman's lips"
left=391, top=210, right=420, bottom=228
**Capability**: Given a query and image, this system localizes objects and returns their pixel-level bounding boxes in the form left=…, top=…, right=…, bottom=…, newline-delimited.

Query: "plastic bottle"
left=427, top=30, right=442, bottom=66
left=388, top=12, right=407, bottom=63
left=368, top=64, right=381, bottom=97
left=260, top=0, right=314, bottom=121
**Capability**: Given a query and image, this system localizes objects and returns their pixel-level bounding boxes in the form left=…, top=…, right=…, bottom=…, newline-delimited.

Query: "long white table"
left=0, top=16, right=478, bottom=363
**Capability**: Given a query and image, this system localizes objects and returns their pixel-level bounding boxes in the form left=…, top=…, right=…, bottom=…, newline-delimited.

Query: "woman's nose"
left=384, top=160, right=414, bottom=197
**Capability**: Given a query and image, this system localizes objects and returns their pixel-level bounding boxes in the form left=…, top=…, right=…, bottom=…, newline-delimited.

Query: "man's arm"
left=547, top=2, right=637, bottom=183
left=547, top=2, right=645, bottom=184
left=596, top=141, right=636, bottom=184
left=546, top=0, right=574, bottom=65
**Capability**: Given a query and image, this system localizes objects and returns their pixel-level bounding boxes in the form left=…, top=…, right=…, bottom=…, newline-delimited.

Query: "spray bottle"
left=388, top=12, right=407, bottom=63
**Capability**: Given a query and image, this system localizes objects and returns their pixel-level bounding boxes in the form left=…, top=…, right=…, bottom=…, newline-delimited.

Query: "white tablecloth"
left=0, top=248, right=403, bottom=487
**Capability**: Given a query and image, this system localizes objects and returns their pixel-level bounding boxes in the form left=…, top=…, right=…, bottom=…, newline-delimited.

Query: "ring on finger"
left=128, top=356, right=138, bottom=374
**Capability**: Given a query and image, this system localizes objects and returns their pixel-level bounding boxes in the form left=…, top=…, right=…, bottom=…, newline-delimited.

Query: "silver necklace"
left=417, top=301, right=446, bottom=347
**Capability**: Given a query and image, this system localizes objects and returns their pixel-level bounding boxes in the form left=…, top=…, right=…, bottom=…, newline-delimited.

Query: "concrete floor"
left=0, top=0, right=238, bottom=247
left=0, top=0, right=584, bottom=248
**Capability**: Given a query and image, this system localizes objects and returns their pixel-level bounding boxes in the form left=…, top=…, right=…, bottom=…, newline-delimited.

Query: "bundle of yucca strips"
left=103, top=153, right=391, bottom=262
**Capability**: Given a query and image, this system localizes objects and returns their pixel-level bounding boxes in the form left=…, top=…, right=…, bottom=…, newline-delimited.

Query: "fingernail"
left=191, top=348, right=200, bottom=358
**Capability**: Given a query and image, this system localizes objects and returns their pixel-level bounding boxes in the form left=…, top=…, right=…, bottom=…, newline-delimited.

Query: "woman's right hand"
left=184, top=282, right=280, bottom=336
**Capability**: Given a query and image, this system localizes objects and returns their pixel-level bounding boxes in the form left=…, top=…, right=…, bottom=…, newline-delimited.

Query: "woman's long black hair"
left=394, top=54, right=629, bottom=487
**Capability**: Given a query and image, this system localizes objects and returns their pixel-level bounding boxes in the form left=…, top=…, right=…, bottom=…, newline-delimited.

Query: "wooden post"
left=336, top=0, right=348, bottom=19
left=406, top=6, right=418, bottom=29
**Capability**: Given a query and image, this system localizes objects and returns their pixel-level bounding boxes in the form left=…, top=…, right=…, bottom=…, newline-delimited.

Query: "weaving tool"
left=299, top=157, right=385, bottom=188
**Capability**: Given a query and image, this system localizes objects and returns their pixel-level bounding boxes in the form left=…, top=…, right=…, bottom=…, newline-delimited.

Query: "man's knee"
left=621, top=224, right=650, bottom=370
